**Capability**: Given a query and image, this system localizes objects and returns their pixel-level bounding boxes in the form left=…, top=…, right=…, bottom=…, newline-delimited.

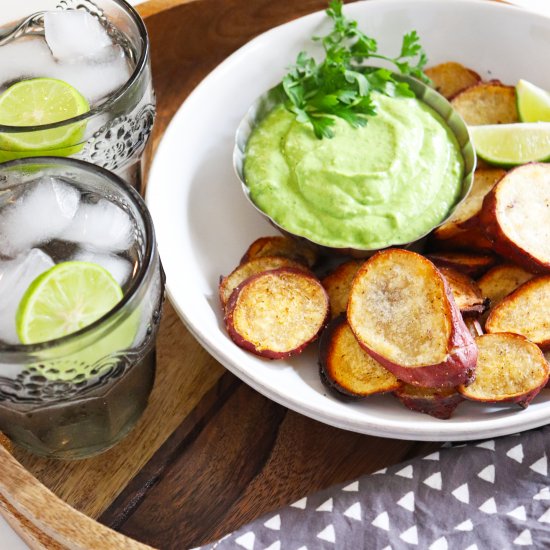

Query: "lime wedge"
left=469, top=122, right=550, bottom=167
left=16, top=261, right=123, bottom=345
left=0, top=78, right=90, bottom=160
left=517, top=79, right=550, bottom=122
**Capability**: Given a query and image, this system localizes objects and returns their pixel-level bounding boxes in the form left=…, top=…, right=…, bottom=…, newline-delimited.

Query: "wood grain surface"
left=0, top=444, right=154, bottom=550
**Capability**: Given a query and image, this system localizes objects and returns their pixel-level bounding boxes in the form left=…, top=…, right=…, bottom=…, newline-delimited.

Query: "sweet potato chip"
left=459, top=333, right=549, bottom=406
left=451, top=81, right=518, bottom=125
left=478, top=163, right=550, bottom=272
left=219, top=255, right=308, bottom=307
left=225, top=267, right=329, bottom=359
left=427, top=251, right=498, bottom=278
left=430, top=227, right=494, bottom=253
left=485, top=276, right=550, bottom=348
left=439, top=266, right=488, bottom=315
left=240, top=235, right=318, bottom=267
left=347, top=249, right=477, bottom=387
left=321, top=260, right=363, bottom=319
left=478, top=264, right=534, bottom=306
left=320, top=316, right=400, bottom=398
left=394, top=384, right=463, bottom=419
left=433, top=169, right=506, bottom=242
left=425, top=62, right=481, bottom=100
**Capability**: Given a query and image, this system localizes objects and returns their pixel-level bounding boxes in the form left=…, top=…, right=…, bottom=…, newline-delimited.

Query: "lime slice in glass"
left=469, top=122, right=550, bottom=167
left=16, top=261, right=123, bottom=345
left=0, top=78, right=90, bottom=161
left=517, top=79, right=550, bottom=122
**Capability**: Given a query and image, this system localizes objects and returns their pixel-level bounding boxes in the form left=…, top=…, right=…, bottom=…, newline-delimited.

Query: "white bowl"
left=147, top=0, right=550, bottom=441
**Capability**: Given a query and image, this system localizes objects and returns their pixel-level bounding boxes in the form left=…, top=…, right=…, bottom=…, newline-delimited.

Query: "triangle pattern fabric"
left=452, top=483, right=469, bottom=504
left=424, top=472, right=442, bottom=490
left=397, top=491, right=415, bottom=512
left=429, top=537, right=448, bottom=550
left=291, top=497, right=307, bottom=510
left=506, top=444, right=524, bottom=463
left=372, top=511, right=390, bottom=531
left=507, top=506, right=527, bottom=521
left=538, top=508, right=550, bottom=523
left=423, top=452, right=440, bottom=461
left=399, top=526, right=418, bottom=545
left=235, top=532, right=255, bottom=550
left=316, top=498, right=333, bottom=512
left=342, top=481, right=359, bottom=492
left=514, top=530, right=533, bottom=546
left=455, top=519, right=473, bottom=531
left=317, top=524, right=335, bottom=543
left=479, top=497, right=497, bottom=514
left=477, top=465, right=495, bottom=483
left=534, top=487, right=550, bottom=500
left=395, top=465, right=413, bottom=478
left=530, top=456, right=548, bottom=476
left=476, top=440, right=495, bottom=451
left=373, top=468, right=387, bottom=475
left=343, top=502, right=361, bottom=521
left=264, top=515, right=281, bottom=530
left=197, top=425, right=550, bottom=550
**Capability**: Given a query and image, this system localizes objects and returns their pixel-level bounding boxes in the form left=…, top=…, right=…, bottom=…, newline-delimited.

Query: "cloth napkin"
left=199, top=426, right=550, bottom=549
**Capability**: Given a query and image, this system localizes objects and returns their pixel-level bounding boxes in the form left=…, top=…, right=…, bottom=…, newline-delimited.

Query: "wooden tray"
left=0, top=0, right=473, bottom=547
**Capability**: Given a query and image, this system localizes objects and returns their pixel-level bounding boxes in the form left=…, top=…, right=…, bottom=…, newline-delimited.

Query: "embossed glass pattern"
left=0, top=158, right=164, bottom=459
left=0, top=0, right=155, bottom=191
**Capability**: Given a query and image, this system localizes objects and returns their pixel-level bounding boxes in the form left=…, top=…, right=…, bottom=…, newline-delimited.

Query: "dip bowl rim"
left=233, top=70, right=476, bottom=257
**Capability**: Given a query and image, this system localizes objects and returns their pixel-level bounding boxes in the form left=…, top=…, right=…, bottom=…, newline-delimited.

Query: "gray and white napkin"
left=200, top=426, right=550, bottom=549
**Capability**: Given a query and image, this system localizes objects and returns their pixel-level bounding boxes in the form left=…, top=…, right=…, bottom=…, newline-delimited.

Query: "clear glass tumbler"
left=0, top=0, right=155, bottom=191
left=0, top=157, right=164, bottom=459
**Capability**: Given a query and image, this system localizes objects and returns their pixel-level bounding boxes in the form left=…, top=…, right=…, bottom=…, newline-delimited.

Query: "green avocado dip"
left=243, top=93, right=464, bottom=249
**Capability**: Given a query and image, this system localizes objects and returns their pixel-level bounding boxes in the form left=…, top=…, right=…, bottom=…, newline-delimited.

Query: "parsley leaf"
left=278, top=0, right=430, bottom=139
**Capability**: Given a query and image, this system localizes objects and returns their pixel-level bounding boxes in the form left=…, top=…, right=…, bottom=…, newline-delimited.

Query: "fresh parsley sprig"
left=279, top=0, right=430, bottom=139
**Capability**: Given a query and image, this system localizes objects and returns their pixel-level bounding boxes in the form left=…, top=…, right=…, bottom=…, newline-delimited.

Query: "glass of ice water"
left=0, top=0, right=155, bottom=192
left=0, top=157, right=164, bottom=459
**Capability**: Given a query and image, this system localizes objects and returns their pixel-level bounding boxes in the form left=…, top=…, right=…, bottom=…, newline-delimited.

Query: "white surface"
left=147, top=0, right=550, bottom=443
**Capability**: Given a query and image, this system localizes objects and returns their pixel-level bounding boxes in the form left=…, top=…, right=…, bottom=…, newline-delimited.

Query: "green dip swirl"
left=243, top=93, right=464, bottom=249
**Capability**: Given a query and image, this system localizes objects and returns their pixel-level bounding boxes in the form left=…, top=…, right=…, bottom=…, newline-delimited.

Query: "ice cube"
left=73, top=249, right=133, bottom=287
left=52, top=44, right=132, bottom=104
left=0, top=38, right=58, bottom=90
left=0, top=177, right=80, bottom=257
left=0, top=249, right=54, bottom=345
left=61, top=199, right=134, bottom=253
left=44, top=10, right=112, bottom=61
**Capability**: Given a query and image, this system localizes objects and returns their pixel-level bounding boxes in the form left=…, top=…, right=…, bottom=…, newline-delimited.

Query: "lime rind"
left=517, top=79, right=550, bottom=123
left=0, top=78, right=90, bottom=160
left=469, top=122, right=550, bottom=168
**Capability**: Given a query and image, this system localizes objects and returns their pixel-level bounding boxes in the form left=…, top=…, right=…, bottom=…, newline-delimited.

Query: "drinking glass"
left=0, top=157, right=164, bottom=459
left=0, top=0, right=155, bottom=192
